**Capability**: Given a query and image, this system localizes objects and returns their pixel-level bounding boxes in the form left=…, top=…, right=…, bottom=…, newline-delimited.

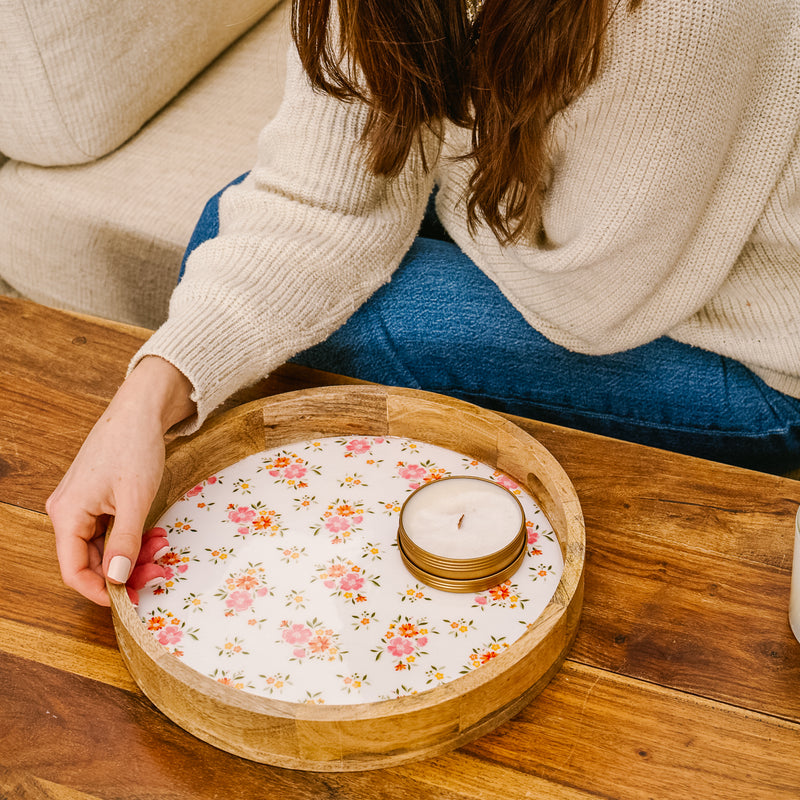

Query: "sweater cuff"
left=128, top=301, right=283, bottom=437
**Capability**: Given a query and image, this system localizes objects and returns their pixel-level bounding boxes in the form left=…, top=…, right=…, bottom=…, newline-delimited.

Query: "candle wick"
left=457, top=514, right=465, bottom=529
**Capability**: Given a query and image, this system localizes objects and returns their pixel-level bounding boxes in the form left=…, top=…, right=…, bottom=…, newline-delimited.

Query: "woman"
left=47, top=0, right=800, bottom=605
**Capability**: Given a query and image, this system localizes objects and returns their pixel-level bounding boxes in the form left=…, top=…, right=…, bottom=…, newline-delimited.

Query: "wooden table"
left=2, top=295, right=800, bottom=799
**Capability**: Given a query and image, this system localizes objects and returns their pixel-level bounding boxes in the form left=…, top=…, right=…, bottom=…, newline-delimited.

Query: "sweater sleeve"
left=436, top=0, right=800, bottom=363
left=131, top=43, right=436, bottom=432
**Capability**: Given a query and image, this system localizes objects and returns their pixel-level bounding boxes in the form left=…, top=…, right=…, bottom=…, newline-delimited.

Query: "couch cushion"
left=0, top=0, right=281, bottom=165
left=0, top=2, right=291, bottom=328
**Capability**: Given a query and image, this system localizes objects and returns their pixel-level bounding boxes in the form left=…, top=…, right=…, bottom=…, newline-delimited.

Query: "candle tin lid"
left=397, top=476, right=528, bottom=591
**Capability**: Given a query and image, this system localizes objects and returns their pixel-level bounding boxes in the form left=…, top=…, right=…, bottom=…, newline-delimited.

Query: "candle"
left=401, top=477, right=523, bottom=559
left=397, top=476, right=527, bottom=592
left=790, top=506, right=800, bottom=644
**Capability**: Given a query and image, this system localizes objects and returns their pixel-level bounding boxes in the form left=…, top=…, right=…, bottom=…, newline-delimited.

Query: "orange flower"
left=253, top=515, right=273, bottom=530
left=398, top=623, right=419, bottom=638
left=308, top=635, right=330, bottom=654
left=147, top=616, right=166, bottom=631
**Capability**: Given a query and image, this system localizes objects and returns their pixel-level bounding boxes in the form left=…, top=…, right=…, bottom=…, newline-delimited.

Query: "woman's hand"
left=46, top=356, right=196, bottom=606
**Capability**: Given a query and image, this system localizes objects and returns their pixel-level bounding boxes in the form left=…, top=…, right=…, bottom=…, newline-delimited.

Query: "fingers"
left=49, top=504, right=111, bottom=607
left=137, top=527, right=169, bottom=565
left=103, top=503, right=150, bottom=588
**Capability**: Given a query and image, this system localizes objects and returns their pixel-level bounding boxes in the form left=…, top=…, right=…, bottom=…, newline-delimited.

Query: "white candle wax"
left=790, top=506, right=800, bottom=644
left=401, top=477, right=523, bottom=559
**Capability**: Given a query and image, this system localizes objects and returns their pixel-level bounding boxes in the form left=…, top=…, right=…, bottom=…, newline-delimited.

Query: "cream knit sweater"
left=134, top=0, right=800, bottom=432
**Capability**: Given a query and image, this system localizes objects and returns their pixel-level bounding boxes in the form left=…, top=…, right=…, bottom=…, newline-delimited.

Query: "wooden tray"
left=109, top=386, right=585, bottom=771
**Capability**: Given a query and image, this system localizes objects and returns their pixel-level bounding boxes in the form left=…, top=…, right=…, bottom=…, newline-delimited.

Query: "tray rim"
left=109, top=385, right=585, bottom=768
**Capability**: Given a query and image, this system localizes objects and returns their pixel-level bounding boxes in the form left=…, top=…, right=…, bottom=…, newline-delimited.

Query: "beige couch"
left=0, top=0, right=292, bottom=329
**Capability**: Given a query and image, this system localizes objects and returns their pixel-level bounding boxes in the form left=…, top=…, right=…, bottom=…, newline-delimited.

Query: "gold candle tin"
left=397, top=476, right=527, bottom=593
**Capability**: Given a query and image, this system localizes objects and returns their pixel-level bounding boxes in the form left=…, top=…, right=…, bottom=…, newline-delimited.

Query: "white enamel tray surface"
left=136, top=434, right=563, bottom=704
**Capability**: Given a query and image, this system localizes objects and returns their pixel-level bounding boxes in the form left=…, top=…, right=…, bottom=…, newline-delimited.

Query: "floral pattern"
left=136, top=435, right=563, bottom=703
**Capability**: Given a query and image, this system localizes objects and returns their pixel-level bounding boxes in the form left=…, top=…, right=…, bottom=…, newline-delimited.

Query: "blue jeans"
left=181, top=175, right=800, bottom=474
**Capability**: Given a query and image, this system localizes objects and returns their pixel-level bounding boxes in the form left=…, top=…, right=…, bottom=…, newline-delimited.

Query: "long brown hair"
left=292, top=0, right=639, bottom=244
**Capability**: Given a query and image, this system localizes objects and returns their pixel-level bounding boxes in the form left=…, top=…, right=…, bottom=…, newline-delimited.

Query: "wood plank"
left=2, top=651, right=799, bottom=799
left=0, top=297, right=146, bottom=399
left=387, top=752, right=605, bottom=799
left=0, top=651, right=489, bottom=800
left=507, top=411, right=800, bottom=571
left=0, top=504, right=117, bottom=649
left=0, top=617, right=137, bottom=694
left=570, top=522, right=800, bottom=721
left=0, top=767, right=105, bottom=800
left=460, top=661, right=800, bottom=800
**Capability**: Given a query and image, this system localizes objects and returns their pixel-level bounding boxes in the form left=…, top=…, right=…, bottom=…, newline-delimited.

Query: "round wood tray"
left=109, top=386, right=584, bottom=771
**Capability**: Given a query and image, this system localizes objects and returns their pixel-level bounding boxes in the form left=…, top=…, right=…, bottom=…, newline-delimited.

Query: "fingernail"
left=152, top=545, right=170, bottom=561
left=108, top=555, right=132, bottom=584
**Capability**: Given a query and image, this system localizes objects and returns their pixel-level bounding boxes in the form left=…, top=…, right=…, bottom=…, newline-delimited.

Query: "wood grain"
left=3, top=651, right=800, bottom=799
left=3, top=296, right=800, bottom=798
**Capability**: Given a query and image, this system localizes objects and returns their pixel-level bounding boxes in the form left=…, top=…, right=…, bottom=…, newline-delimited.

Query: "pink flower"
left=177, top=564, right=189, bottom=573
left=157, top=626, right=182, bottom=646
left=256, top=586, right=269, bottom=597
left=186, top=484, right=203, bottom=497
left=528, top=530, right=539, bottom=544
left=346, top=438, right=371, bottom=454
left=162, top=566, right=174, bottom=580
left=416, top=636, right=428, bottom=648
left=225, top=590, right=252, bottom=612
left=323, top=580, right=336, bottom=589
left=387, top=637, right=415, bottom=657
left=495, top=475, right=519, bottom=491
left=325, top=516, right=350, bottom=533
left=339, top=572, right=364, bottom=592
left=293, top=647, right=307, bottom=659
left=237, top=526, right=250, bottom=536
left=283, top=464, right=307, bottom=479
left=228, top=506, right=256, bottom=524
left=474, top=596, right=488, bottom=605
left=207, top=476, right=217, bottom=484
left=282, top=623, right=312, bottom=645
left=399, top=464, right=427, bottom=481
left=350, top=515, right=363, bottom=525
left=340, top=573, right=365, bottom=592
left=268, top=469, right=280, bottom=477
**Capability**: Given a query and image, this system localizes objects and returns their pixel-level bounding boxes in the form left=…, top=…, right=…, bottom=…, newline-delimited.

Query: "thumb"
left=104, top=505, right=148, bottom=586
